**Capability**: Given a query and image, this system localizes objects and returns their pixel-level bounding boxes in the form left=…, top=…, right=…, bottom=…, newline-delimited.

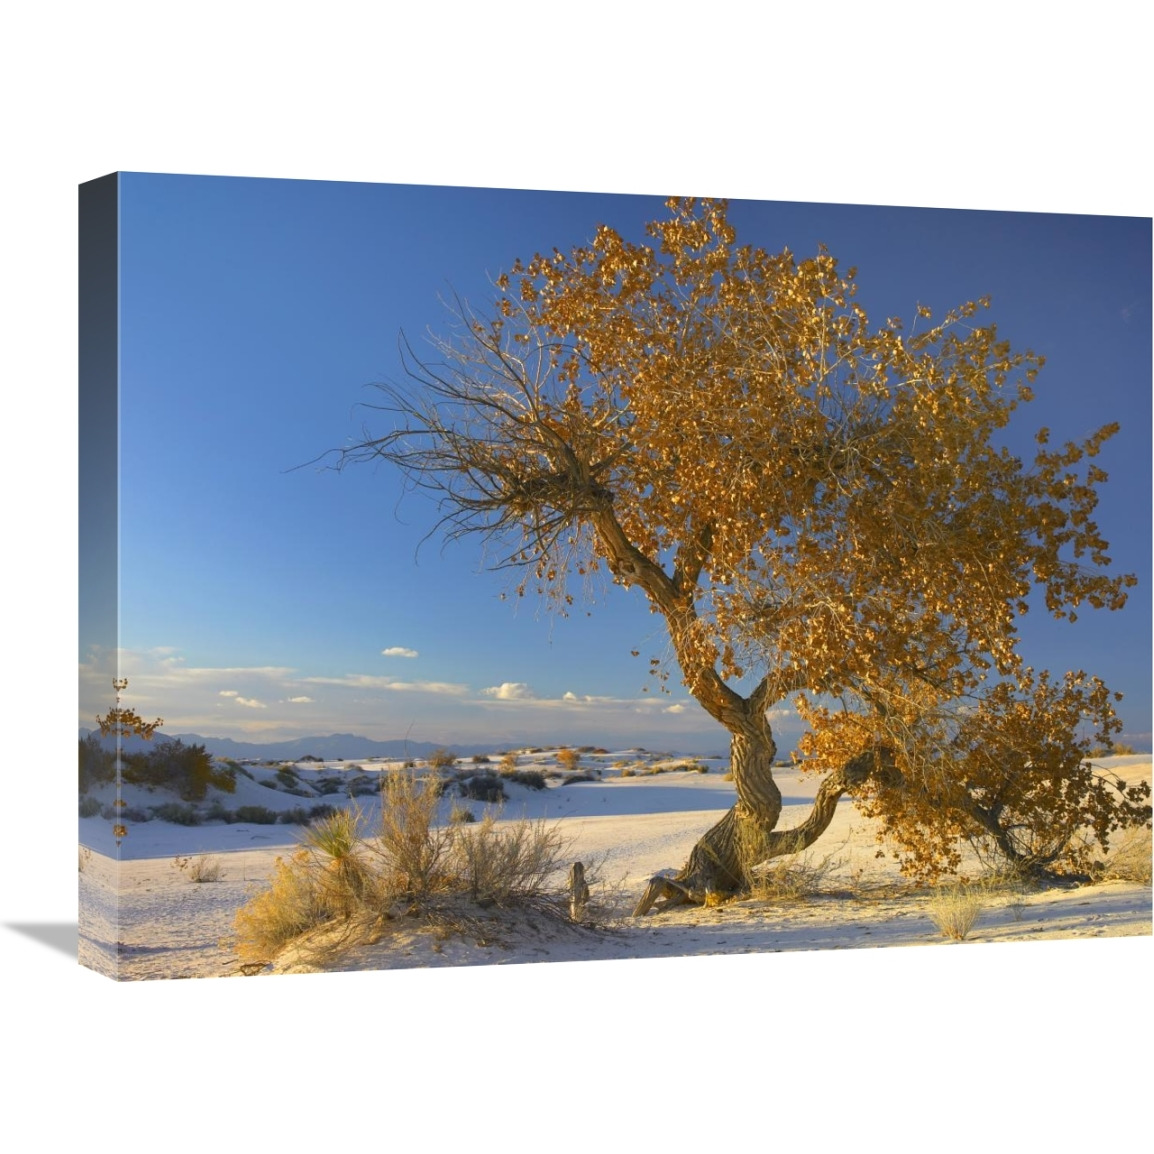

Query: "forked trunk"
left=632, top=735, right=896, bottom=916
left=633, top=724, right=781, bottom=915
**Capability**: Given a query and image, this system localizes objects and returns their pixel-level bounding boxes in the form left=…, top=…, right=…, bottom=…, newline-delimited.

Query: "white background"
left=1, top=5, right=1149, bottom=1150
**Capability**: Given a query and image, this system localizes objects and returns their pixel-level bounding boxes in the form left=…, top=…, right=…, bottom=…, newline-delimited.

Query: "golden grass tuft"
left=232, top=770, right=574, bottom=970
left=926, top=883, right=985, bottom=941
left=1099, top=825, right=1152, bottom=884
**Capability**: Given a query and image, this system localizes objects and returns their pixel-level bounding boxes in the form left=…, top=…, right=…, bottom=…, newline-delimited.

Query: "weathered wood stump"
left=568, top=860, right=590, bottom=920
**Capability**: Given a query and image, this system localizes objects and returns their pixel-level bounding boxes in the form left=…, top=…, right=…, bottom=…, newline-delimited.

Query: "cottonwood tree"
left=334, top=198, right=1142, bottom=912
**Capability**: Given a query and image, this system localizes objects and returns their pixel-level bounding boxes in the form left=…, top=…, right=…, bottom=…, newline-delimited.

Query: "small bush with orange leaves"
left=798, top=668, right=1152, bottom=884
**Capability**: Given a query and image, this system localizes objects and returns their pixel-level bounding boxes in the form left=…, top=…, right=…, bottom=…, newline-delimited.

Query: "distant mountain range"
left=78, top=729, right=498, bottom=762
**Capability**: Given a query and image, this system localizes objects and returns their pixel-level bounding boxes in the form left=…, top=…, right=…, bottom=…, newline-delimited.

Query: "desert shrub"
left=458, top=774, right=507, bottom=803
left=741, top=821, right=844, bottom=902
left=927, top=883, right=985, bottom=941
left=79, top=797, right=102, bottom=818
left=1089, top=742, right=1137, bottom=757
left=226, top=760, right=253, bottom=780
left=309, top=803, right=338, bottom=822
left=428, top=748, right=458, bottom=770
left=1098, top=826, right=1152, bottom=884
left=471, top=754, right=491, bottom=765
left=260, top=779, right=280, bottom=791
left=302, top=808, right=376, bottom=916
left=233, top=805, right=278, bottom=825
left=451, top=812, right=568, bottom=906
left=502, top=769, right=547, bottom=790
left=370, top=772, right=452, bottom=895
left=174, top=854, right=223, bottom=883
left=314, top=777, right=345, bottom=796
left=620, top=766, right=636, bottom=778
left=278, top=806, right=314, bottom=825
left=233, top=770, right=574, bottom=968
left=121, top=806, right=152, bottom=822
left=819, top=670, right=1152, bottom=883
left=560, top=772, right=598, bottom=785
left=557, top=748, right=581, bottom=773
left=151, top=802, right=202, bottom=826
left=449, top=802, right=476, bottom=824
left=276, top=767, right=300, bottom=789
left=498, top=751, right=519, bottom=774
left=122, top=739, right=221, bottom=801
left=234, top=851, right=334, bottom=966
left=79, top=734, right=115, bottom=793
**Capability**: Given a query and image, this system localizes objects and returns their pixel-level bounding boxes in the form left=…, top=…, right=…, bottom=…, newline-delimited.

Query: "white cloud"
left=303, top=673, right=470, bottom=696
left=287, top=696, right=313, bottom=704
left=381, top=647, right=419, bottom=659
left=664, top=703, right=687, bottom=714
left=482, top=682, right=537, bottom=701
left=219, top=690, right=239, bottom=698
left=233, top=696, right=267, bottom=709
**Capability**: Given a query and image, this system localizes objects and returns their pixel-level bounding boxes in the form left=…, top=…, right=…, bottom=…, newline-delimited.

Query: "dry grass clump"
left=173, top=853, right=224, bottom=883
left=735, top=819, right=845, bottom=903
left=926, top=883, right=986, bottom=941
left=454, top=812, right=567, bottom=906
left=232, top=772, right=574, bottom=970
left=748, top=850, right=843, bottom=902
left=1097, top=826, right=1152, bottom=884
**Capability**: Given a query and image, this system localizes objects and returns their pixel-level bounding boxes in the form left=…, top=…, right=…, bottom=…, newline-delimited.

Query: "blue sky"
left=85, top=174, right=1152, bottom=753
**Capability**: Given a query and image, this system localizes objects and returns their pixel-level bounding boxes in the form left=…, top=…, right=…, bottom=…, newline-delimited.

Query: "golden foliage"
left=797, top=669, right=1151, bottom=881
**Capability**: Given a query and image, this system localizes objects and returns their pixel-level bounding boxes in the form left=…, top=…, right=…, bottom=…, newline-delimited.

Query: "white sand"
left=77, top=750, right=1151, bottom=981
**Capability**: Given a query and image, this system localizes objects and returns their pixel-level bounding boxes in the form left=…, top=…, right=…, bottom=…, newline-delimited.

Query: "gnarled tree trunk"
left=633, top=741, right=895, bottom=916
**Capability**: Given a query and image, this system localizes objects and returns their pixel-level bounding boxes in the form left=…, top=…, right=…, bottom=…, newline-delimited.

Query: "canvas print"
left=78, top=173, right=1152, bottom=980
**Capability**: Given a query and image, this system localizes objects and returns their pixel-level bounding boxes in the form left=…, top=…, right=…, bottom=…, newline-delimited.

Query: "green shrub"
left=120, top=739, right=222, bottom=800
left=458, top=774, right=507, bottom=803
left=233, top=805, right=278, bottom=825
left=279, top=807, right=313, bottom=825
left=502, top=769, right=547, bottom=790
left=79, top=734, right=115, bottom=793
left=151, top=802, right=202, bottom=826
